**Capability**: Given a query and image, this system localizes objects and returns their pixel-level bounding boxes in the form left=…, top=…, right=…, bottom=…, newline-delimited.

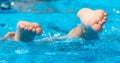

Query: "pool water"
left=0, top=0, right=120, bottom=63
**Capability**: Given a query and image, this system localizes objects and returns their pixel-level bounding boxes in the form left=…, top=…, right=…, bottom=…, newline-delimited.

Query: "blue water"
left=0, top=0, right=120, bottom=63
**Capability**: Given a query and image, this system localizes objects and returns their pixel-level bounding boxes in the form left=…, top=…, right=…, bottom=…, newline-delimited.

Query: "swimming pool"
left=0, top=0, right=120, bottom=63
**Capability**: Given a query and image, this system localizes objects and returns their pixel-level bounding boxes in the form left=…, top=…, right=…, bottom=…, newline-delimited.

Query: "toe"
left=92, top=24, right=102, bottom=32
left=19, top=24, right=25, bottom=29
left=98, top=21, right=102, bottom=25
left=35, top=28, right=42, bottom=35
left=104, top=13, right=107, bottom=16
left=102, top=19, right=106, bottom=24
left=28, top=26, right=33, bottom=31
left=98, top=19, right=106, bottom=25
left=33, top=23, right=40, bottom=28
left=24, top=26, right=28, bottom=30
left=32, top=28, right=36, bottom=32
left=103, top=17, right=107, bottom=20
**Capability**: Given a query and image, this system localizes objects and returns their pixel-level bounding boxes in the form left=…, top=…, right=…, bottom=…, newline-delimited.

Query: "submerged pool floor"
left=0, top=0, right=120, bottom=63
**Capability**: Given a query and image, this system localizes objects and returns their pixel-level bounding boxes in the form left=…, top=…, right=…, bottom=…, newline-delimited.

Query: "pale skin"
left=67, top=8, right=107, bottom=38
left=1, top=8, right=107, bottom=42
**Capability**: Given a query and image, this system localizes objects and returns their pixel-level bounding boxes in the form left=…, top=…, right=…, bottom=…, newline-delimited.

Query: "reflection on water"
left=113, top=8, right=120, bottom=14
left=0, top=0, right=74, bottom=13
left=0, top=0, right=53, bottom=13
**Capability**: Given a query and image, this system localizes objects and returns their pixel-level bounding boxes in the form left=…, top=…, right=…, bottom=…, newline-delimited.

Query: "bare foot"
left=14, top=21, right=42, bottom=42
left=77, top=8, right=107, bottom=31
left=18, top=21, right=42, bottom=34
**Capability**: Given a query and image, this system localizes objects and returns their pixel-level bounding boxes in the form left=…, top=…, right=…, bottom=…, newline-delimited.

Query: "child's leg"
left=67, top=8, right=107, bottom=39
left=67, top=24, right=85, bottom=38
left=4, top=32, right=15, bottom=38
left=14, top=21, right=42, bottom=42
left=2, top=21, right=42, bottom=42
left=78, top=8, right=107, bottom=31
left=0, top=32, right=15, bottom=40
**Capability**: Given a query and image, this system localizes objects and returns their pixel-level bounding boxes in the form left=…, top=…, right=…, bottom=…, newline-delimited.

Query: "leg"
left=0, top=32, right=15, bottom=40
left=78, top=8, right=107, bottom=31
left=4, top=32, right=15, bottom=38
left=14, top=21, right=42, bottom=42
left=67, top=8, right=107, bottom=38
left=67, top=24, right=84, bottom=38
left=3, top=21, right=42, bottom=42
left=2, top=21, right=42, bottom=42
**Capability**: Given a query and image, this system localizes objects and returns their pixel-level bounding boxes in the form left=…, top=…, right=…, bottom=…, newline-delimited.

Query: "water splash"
left=15, top=49, right=29, bottom=54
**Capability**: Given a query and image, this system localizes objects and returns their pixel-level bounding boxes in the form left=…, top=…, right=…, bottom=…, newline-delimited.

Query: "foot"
left=77, top=8, right=107, bottom=31
left=15, top=21, right=42, bottom=42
